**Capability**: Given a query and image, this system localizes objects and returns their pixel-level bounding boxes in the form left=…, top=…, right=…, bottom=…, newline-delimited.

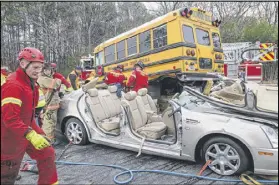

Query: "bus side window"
left=139, top=30, right=151, bottom=53
left=117, top=40, right=125, bottom=60
left=95, top=51, right=104, bottom=66
left=182, top=25, right=195, bottom=43
left=105, top=45, right=115, bottom=63
left=212, top=32, right=221, bottom=48
left=153, top=24, right=167, bottom=49
left=127, top=36, right=137, bottom=56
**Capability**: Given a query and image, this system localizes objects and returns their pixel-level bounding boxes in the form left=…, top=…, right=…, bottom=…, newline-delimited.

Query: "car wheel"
left=202, top=137, right=249, bottom=176
left=65, top=118, right=88, bottom=145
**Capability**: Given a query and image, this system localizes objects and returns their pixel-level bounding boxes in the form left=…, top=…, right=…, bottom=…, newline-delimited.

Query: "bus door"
left=194, top=27, right=214, bottom=73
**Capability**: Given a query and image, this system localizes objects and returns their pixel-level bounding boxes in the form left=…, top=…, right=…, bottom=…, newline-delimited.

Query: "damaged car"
left=57, top=78, right=278, bottom=176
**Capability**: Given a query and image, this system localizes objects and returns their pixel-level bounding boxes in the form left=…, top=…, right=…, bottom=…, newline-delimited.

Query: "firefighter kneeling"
left=127, top=61, right=148, bottom=92
left=104, top=64, right=126, bottom=98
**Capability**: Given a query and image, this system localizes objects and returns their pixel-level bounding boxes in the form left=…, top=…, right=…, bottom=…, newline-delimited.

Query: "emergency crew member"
left=126, top=61, right=148, bottom=92
left=67, top=66, right=82, bottom=90
left=1, top=47, right=58, bottom=185
left=1, top=67, right=11, bottom=86
left=85, top=70, right=96, bottom=84
left=104, top=64, right=126, bottom=98
left=1, top=68, right=7, bottom=86
left=38, top=63, right=61, bottom=145
left=51, top=62, right=73, bottom=92
left=35, top=88, right=46, bottom=127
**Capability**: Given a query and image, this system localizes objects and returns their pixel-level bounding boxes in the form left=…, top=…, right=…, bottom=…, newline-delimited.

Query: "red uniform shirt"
left=1, top=68, right=45, bottom=159
left=127, top=70, right=148, bottom=92
left=53, top=72, right=71, bottom=91
left=104, top=70, right=126, bottom=87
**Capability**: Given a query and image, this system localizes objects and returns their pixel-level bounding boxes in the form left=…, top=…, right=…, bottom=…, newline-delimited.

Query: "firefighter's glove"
left=65, top=87, right=73, bottom=93
left=26, top=130, right=50, bottom=150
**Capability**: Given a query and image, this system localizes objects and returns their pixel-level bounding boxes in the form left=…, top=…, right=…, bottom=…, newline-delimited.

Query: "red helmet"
left=134, top=61, right=144, bottom=69
left=116, top=64, right=124, bottom=70
left=17, top=47, right=44, bottom=63
left=50, top=63, right=57, bottom=68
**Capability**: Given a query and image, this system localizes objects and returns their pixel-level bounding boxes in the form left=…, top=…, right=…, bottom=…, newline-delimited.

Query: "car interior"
left=82, top=78, right=178, bottom=143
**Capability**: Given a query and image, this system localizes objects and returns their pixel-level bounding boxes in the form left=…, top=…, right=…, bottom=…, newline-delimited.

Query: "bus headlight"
left=261, top=125, right=278, bottom=148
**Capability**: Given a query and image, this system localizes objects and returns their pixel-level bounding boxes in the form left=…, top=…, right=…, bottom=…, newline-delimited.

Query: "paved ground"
left=15, top=134, right=247, bottom=185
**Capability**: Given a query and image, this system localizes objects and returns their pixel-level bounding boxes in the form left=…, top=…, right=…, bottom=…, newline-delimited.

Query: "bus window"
left=95, top=51, right=103, bottom=66
left=196, top=29, right=210, bottom=46
left=153, top=24, right=167, bottom=49
left=212, top=32, right=221, bottom=48
left=182, top=25, right=195, bottom=43
left=104, top=45, right=115, bottom=63
left=127, top=36, right=137, bottom=56
left=117, top=40, right=125, bottom=60
left=139, top=30, right=151, bottom=53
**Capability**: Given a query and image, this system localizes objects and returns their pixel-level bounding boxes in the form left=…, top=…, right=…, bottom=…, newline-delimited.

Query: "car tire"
left=65, top=118, right=88, bottom=145
left=202, top=137, right=249, bottom=176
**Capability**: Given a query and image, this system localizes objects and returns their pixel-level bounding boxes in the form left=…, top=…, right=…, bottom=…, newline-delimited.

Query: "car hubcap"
left=66, top=122, right=83, bottom=144
left=205, top=143, right=240, bottom=175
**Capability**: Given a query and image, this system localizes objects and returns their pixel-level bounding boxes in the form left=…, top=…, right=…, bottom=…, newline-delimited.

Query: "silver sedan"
left=56, top=81, right=278, bottom=176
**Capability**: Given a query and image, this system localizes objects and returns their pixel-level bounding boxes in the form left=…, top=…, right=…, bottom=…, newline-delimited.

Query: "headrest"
left=96, top=83, right=108, bottom=89
left=124, top=91, right=137, bottom=101
left=137, top=88, right=148, bottom=96
left=87, top=88, right=98, bottom=97
left=82, top=77, right=99, bottom=92
left=108, top=85, right=117, bottom=93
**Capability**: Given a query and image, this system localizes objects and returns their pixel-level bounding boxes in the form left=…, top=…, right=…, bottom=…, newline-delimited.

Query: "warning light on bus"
left=180, top=8, right=193, bottom=18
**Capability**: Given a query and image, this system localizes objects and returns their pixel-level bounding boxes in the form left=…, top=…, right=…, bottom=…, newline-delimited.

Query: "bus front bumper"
left=176, top=72, right=221, bottom=82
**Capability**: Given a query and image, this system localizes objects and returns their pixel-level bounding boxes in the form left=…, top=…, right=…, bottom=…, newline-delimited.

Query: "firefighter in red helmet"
left=104, top=64, right=126, bottom=98
left=1, top=47, right=58, bottom=185
left=127, top=61, right=148, bottom=92
left=50, top=62, right=73, bottom=93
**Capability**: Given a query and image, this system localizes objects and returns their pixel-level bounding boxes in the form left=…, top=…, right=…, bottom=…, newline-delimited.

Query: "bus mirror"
left=212, top=19, right=221, bottom=27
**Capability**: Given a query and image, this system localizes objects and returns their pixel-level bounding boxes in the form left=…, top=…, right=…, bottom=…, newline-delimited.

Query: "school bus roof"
left=93, top=10, right=179, bottom=53
left=93, top=7, right=213, bottom=53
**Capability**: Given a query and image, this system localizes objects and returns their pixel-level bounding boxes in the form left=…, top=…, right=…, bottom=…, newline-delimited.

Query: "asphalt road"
left=14, top=133, right=248, bottom=185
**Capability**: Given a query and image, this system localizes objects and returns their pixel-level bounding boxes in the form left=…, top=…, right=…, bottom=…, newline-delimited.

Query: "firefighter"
left=126, top=61, right=148, bottom=92
left=37, top=63, right=61, bottom=145
left=1, top=68, right=7, bottom=86
left=104, top=64, right=126, bottom=98
left=1, top=47, right=58, bottom=185
left=35, top=71, right=46, bottom=127
left=51, top=62, right=73, bottom=93
left=85, top=70, right=96, bottom=84
left=67, top=66, right=82, bottom=90
left=1, top=67, right=11, bottom=86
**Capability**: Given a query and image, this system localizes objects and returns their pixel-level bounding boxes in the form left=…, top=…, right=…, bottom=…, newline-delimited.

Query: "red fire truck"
left=79, top=55, right=95, bottom=82
left=223, top=42, right=277, bottom=82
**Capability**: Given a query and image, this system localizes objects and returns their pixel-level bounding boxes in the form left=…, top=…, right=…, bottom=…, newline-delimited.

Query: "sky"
left=142, top=2, right=158, bottom=10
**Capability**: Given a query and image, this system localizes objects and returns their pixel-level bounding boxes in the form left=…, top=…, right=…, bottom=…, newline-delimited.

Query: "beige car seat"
left=86, top=88, right=121, bottom=132
left=121, top=91, right=167, bottom=139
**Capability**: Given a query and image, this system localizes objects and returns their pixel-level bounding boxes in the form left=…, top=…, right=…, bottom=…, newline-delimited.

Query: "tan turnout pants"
left=42, top=109, right=58, bottom=142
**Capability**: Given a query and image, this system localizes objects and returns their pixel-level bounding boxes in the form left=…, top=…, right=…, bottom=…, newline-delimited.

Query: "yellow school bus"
left=93, top=7, right=224, bottom=98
